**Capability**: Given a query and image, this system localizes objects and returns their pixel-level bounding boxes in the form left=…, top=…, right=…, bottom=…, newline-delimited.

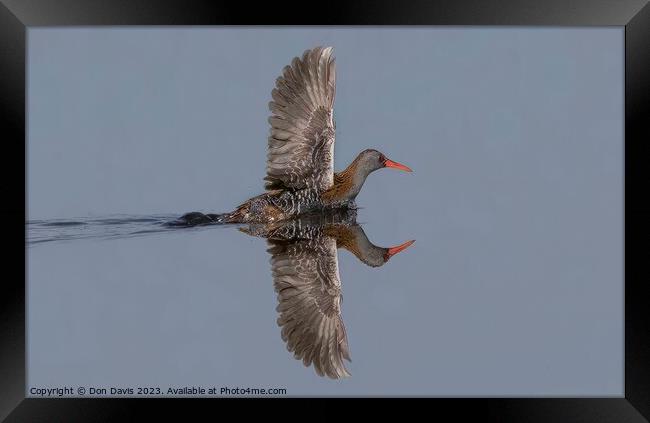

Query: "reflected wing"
left=265, top=46, right=336, bottom=191
left=268, top=236, right=351, bottom=378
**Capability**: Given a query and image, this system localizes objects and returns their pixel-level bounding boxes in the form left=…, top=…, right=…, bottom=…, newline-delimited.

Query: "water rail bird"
left=171, top=46, right=412, bottom=227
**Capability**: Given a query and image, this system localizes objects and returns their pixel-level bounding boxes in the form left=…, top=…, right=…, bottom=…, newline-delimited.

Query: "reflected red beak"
left=383, top=158, right=413, bottom=172
left=385, top=240, right=416, bottom=260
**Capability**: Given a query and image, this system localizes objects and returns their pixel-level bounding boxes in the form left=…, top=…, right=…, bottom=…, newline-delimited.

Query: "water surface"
left=27, top=27, right=623, bottom=396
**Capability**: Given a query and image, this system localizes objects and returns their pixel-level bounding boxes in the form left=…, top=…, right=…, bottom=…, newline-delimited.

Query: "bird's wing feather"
left=265, top=46, right=336, bottom=191
left=268, top=236, right=351, bottom=379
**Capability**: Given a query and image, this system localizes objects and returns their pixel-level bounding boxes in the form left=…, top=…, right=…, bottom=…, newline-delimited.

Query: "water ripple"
left=26, top=214, right=227, bottom=246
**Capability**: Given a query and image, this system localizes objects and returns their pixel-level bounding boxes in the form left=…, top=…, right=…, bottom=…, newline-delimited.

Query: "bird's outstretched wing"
left=268, top=236, right=351, bottom=379
left=265, top=46, right=336, bottom=192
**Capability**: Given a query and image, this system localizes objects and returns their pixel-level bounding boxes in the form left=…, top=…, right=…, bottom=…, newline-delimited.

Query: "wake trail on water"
left=27, top=213, right=235, bottom=246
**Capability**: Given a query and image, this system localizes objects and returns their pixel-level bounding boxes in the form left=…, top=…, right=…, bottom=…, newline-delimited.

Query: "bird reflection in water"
left=240, top=207, right=414, bottom=379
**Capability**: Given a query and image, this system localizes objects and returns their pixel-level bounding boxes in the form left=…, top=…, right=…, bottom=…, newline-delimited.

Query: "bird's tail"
left=164, top=211, right=240, bottom=227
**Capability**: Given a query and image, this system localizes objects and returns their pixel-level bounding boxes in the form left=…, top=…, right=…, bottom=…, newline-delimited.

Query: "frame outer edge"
left=1, top=0, right=647, bottom=421
left=0, top=1, right=26, bottom=422
left=624, top=1, right=650, bottom=421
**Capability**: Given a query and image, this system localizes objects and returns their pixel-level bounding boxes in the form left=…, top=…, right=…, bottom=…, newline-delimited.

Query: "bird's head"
left=342, top=225, right=415, bottom=267
left=357, top=149, right=413, bottom=174
left=358, top=238, right=416, bottom=267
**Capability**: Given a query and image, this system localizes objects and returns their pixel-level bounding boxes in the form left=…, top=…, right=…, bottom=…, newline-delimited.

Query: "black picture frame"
left=2, top=0, right=648, bottom=421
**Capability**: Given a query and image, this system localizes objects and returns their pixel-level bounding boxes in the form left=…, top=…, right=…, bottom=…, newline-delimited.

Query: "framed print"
left=2, top=0, right=649, bottom=421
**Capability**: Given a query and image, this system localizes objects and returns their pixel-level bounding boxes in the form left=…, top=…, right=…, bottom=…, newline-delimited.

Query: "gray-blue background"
left=28, top=28, right=623, bottom=395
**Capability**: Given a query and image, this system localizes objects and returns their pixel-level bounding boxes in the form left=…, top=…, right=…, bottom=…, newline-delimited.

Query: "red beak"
left=383, top=159, right=413, bottom=172
left=385, top=239, right=416, bottom=260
